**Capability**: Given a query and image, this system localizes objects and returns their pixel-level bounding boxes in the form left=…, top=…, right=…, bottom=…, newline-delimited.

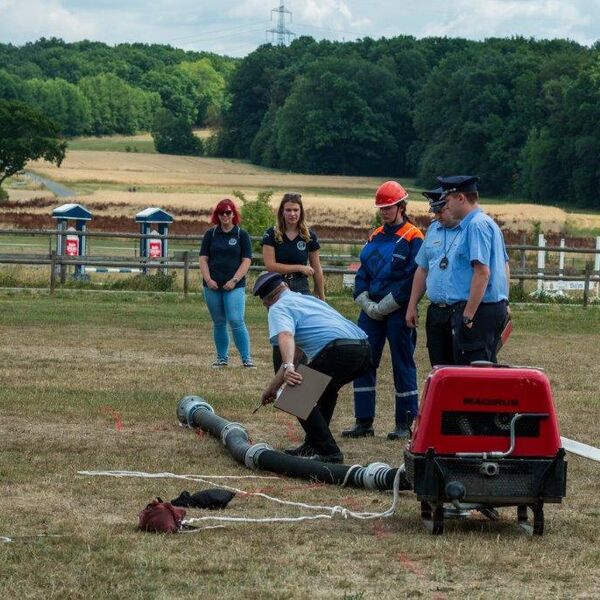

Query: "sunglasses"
left=218, top=210, right=233, bottom=216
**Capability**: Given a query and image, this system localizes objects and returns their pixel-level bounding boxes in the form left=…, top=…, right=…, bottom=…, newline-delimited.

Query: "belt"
left=430, top=300, right=506, bottom=308
left=328, top=338, right=369, bottom=348
left=430, top=302, right=462, bottom=309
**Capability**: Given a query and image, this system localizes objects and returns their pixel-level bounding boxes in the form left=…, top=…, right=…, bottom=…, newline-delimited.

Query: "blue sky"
left=1, top=0, right=599, bottom=56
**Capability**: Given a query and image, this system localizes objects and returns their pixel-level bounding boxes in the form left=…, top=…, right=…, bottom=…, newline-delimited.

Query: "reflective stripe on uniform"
left=395, top=390, right=418, bottom=397
left=354, top=386, right=376, bottom=393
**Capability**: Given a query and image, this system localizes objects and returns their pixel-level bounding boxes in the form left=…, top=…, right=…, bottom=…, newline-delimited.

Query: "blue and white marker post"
left=135, top=207, right=174, bottom=275
left=51, top=203, right=92, bottom=282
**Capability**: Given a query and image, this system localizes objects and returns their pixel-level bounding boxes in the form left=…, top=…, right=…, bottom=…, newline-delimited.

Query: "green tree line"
left=0, top=38, right=237, bottom=142
left=3, top=36, right=600, bottom=208
left=216, top=35, right=600, bottom=209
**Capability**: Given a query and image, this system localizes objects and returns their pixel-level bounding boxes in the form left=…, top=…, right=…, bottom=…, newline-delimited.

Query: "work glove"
left=375, top=293, right=401, bottom=316
left=354, top=291, right=371, bottom=310
left=355, top=291, right=383, bottom=320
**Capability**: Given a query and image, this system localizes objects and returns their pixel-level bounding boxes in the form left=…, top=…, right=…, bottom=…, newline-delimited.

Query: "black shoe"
left=283, top=441, right=314, bottom=457
left=302, top=451, right=345, bottom=464
left=387, top=425, right=410, bottom=440
left=341, top=419, right=374, bottom=438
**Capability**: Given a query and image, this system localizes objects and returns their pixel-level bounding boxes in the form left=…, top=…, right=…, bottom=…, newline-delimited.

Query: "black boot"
left=284, top=441, right=315, bottom=456
left=387, top=424, right=410, bottom=440
left=341, top=418, right=374, bottom=438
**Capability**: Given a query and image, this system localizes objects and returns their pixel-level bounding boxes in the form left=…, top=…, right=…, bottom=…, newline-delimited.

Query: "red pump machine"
left=404, top=364, right=567, bottom=535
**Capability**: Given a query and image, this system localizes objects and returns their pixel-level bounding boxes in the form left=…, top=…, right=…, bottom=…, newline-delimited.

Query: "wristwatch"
left=462, top=315, right=474, bottom=326
left=282, top=363, right=295, bottom=371
left=232, top=276, right=239, bottom=283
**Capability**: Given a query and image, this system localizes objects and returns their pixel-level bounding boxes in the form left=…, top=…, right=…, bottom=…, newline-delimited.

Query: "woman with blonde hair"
left=262, top=192, right=325, bottom=372
left=262, top=192, right=324, bottom=299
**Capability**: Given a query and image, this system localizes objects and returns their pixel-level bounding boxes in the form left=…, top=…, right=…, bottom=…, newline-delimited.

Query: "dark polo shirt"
left=200, top=225, right=252, bottom=289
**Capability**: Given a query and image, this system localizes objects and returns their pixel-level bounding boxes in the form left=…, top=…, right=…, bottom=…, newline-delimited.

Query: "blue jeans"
left=203, top=286, right=251, bottom=362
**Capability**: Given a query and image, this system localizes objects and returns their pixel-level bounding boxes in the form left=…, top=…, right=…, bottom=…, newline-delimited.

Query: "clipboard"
left=274, top=364, right=332, bottom=420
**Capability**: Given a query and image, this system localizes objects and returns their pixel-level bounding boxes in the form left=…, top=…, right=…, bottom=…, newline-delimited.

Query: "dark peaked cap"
left=437, top=175, right=480, bottom=197
left=253, top=271, right=284, bottom=299
left=422, top=186, right=446, bottom=212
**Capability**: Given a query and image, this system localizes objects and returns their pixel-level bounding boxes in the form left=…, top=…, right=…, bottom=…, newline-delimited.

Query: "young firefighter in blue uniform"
left=342, top=181, right=424, bottom=440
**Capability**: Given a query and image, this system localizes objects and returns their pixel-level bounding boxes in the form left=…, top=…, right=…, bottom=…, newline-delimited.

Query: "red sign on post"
left=148, top=239, right=162, bottom=258
left=65, top=235, right=79, bottom=256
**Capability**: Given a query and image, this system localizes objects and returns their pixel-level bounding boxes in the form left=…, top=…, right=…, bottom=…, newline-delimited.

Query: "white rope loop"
left=79, top=467, right=405, bottom=526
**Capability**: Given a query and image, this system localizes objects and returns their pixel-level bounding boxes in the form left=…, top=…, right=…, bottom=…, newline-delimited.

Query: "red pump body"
left=410, top=365, right=562, bottom=457
left=403, top=364, right=567, bottom=535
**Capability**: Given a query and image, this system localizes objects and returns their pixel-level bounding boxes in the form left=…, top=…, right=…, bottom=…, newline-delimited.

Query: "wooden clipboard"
left=274, top=364, right=332, bottom=420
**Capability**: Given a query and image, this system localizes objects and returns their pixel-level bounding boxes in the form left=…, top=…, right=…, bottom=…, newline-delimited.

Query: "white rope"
left=77, top=470, right=278, bottom=480
left=185, top=467, right=403, bottom=525
left=79, top=467, right=404, bottom=525
left=340, top=464, right=362, bottom=488
left=0, top=534, right=64, bottom=543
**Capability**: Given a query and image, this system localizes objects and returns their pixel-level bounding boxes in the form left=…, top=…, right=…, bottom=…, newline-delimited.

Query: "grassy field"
left=3, top=131, right=600, bottom=237
left=11, top=146, right=598, bottom=236
left=1, top=290, right=599, bottom=599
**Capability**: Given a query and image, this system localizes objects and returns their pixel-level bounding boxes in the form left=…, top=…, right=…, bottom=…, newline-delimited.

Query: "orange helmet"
left=374, top=181, right=408, bottom=208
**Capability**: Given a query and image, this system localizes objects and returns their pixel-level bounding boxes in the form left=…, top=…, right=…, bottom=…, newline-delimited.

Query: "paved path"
left=25, top=171, right=76, bottom=198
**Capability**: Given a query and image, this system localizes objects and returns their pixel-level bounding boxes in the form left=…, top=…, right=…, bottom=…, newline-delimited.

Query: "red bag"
left=138, top=498, right=186, bottom=533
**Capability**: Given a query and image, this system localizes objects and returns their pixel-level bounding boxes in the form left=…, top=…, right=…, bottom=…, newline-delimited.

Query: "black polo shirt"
left=200, top=225, right=252, bottom=289
left=261, top=227, right=320, bottom=265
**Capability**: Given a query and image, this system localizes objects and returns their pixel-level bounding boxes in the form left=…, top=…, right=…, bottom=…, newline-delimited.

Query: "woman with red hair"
left=199, top=199, right=255, bottom=368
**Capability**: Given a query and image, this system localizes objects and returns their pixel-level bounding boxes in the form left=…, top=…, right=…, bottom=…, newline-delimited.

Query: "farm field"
left=4, top=138, right=598, bottom=237
left=0, top=290, right=599, bottom=598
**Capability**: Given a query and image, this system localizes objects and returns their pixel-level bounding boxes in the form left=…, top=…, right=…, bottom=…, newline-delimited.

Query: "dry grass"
left=21, top=150, right=598, bottom=234
left=1, top=291, right=599, bottom=599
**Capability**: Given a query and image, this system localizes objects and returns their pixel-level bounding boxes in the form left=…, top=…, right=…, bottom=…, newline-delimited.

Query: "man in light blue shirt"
left=406, top=188, right=462, bottom=365
left=407, top=176, right=509, bottom=365
left=253, top=272, right=371, bottom=464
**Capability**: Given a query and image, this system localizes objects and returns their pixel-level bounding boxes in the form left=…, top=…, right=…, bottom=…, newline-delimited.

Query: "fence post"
left=559, top=238, right=565, bottom=277
left=536, top=233, right=546, bottom=292
left=518, top=232, right=526, bottom=294
left=183, top=251, right=189, bottom=298
left=583, top=262, right=592, bottom=308
left=50, top=251, right=56, bottom=296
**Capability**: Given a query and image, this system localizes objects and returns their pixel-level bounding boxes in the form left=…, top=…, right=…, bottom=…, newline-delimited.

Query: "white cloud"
left=422, top=0, right=590, bottom=41
left=0, top=0, right=598, bottom=55
left=0, top=0, right=95, bottom=43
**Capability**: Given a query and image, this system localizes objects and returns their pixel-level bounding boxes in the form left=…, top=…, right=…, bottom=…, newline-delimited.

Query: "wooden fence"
left=1, top=228, right=600, bottom=305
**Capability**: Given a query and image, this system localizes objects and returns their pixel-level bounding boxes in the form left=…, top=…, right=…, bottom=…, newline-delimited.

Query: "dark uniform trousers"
left=299, top=339, right=372, bottom=455
left=451, top=300, right=508, bottom=365
left=425, top=303, right=457, bottom=366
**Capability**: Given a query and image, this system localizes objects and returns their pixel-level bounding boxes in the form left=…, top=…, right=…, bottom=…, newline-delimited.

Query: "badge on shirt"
left=229, top=238, right=238, bottom=246
left=297, top=241, right=306, bottom=251
left=432, top=239, right=442, bottom=246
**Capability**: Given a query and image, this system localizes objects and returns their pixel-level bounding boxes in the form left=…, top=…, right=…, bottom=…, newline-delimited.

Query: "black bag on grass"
left=170, top=489, right=235, bottom=509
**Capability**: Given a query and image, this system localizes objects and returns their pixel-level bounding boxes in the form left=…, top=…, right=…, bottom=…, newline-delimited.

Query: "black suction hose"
left=177, top=395, right=408, bottom=492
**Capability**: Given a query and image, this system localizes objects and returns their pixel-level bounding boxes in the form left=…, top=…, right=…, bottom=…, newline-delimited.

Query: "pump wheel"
left=422, top=503, right=444, bottom=534
left=431, top=505, right=444, bottom=535
left=532, top=504, right=544, bottom=536
left=420, top=501, right=432, bottom=520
